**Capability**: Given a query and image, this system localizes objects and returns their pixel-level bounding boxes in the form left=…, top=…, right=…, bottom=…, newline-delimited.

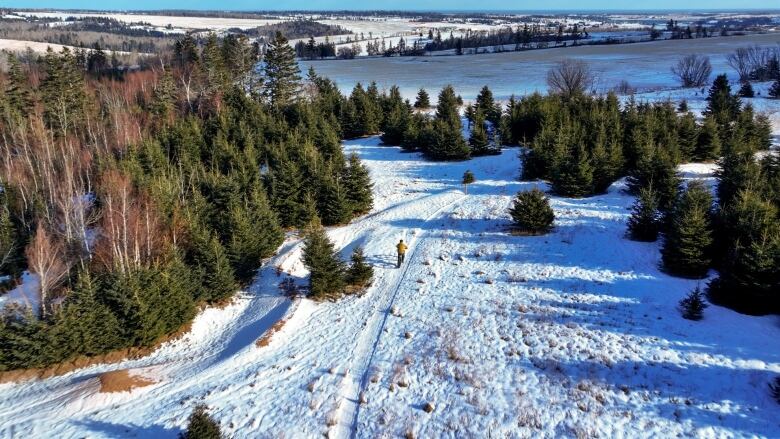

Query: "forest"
left=1, top=31, right=778, bottom=375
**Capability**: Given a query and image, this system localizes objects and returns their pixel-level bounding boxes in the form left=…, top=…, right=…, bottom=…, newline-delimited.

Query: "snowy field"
left=304, top=33, right=780, bottom=99
left=1, top=133, right=779, bottom=437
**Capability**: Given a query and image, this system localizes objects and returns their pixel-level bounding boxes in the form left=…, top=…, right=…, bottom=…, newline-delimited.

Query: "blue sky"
left=5, top=1, right=780, bottom=11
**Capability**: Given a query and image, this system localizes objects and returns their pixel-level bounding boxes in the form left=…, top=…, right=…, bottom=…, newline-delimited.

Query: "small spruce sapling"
left=679, top=286, right=708, bottom=321
left=346, top=247, right=373, bottom=288
left=462, top=170, right=475, bottom=193
left=738, top=81, right=755, bottom=98
left=182, top=404, right=222, bottom=439
left=769, top=78, right=780, bottom=99
left=509, top=188, right=555, bottom=235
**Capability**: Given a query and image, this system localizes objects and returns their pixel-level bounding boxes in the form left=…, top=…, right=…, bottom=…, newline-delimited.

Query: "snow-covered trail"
left=1, top=136, right=779, bottom=438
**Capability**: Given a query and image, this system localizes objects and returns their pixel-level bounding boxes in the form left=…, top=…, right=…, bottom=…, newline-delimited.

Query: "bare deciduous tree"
left=25, top=223, right=71, bottom=318
left=94, top=170, right=164, bottom=273
left=671, top=54, right=712, bottom=88
left=546, top=59, right=595, bottom=98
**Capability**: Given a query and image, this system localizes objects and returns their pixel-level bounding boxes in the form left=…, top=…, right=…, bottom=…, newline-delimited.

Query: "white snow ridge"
left=0, top=138, right=778, bottom=438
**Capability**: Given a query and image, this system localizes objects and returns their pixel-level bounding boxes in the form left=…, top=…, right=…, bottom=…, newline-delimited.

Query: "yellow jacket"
left=396, top=242, right=408, bottom=254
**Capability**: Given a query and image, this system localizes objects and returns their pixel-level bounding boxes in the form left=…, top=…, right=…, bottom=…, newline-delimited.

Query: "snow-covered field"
left=1, top=133, right=779, bottom=437
left=304, top=32, right=780, bottom=99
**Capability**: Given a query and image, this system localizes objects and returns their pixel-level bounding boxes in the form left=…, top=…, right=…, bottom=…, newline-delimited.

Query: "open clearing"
left=0, top=135, right=778, bottom=438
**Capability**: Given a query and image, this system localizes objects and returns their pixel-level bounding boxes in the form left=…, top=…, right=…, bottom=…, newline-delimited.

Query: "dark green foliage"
left=192, top=228, right=237, bottom=302
left=708, top=189, right=780, bottom=314
left=679, top=286, right=708, bottom=321
left=414, top=88, right=430, bottom=109
left=262, top=31, right=301, bottom=109
left=704, top=74, right=741, bottom=131
left=468, top=112, right=491, bottom=155
left=342, top=154, right=374, bottom=215
left=769, top=78, right=780, bottom=99
left=475, top=85, right=501, bottom=125
left=693, top=116, right=721, bottom=161
left=627, top=147, right=681, bottom=214
left=317, top=174, right=352, bottom=226
left=379, top=86, right=411, bottom=145
left=627, top=186, right=661, bottom=242
left=509, top=188, right=555, bottom=235
left=302, top=220, right=346, bottom=300
left=345, top=247, right=373, bottom=288
left=462, top=170, right=475, bottom=186
left=183, top=404, right=223, bottom=439
left=737, top=81, right=755, bottom=98
left=227, top=185, right=284, bottom=282
left=661, top=181, right=714, bottom=278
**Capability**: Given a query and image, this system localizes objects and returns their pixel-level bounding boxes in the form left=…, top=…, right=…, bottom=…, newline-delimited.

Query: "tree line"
left=0, top=32, right=377, bottom=371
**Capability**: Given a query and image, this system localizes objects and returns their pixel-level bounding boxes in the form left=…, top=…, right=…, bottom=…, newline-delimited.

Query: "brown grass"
left=255, top=318, right=288, bottom=348
left=98, top=369, right=156, bottom=393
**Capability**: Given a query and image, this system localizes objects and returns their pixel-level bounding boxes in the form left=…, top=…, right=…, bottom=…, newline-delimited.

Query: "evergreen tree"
left=58, top=270, right=122, bottom=356
left=676, top=112, right=698, bottom=160
left=475, top=85, right=501, bottom=125
left=704, top=74, right=741, bottom=130
left=422, top=120, right=470, bottom=161
left=193, top=228, right=237, bottom=302
left=302, top=219, right=346, bottom=300
left=661, top=180, right=714, bottom=278
left=342, top=153, right=374, bottom=215
left=3, top=54, right=32, bottom=118
left=150, top=71, right=177, bottom=119
left=627, top=185, right=662, bottom=242
left=468, top=112, right=491, bottom=156
left=694, top=115, right=722, bottom=161
left=551, top=145, right=593, bottom=198
left=414, top=88, right=430, bottom=109
left=708, top=189, right=780, bottom=314
left=263, top=32, right=301, bottom=109
left=769, top=78, right=780, bottom=99
left=679, top=286, right=708, bottom=321
left=738, top=81, right=755, bottom=98
left=316, top=174, right=352, bottom=226
left=435, top=85, right=461, bottom=129
left=627, top=147, right=681, bottom=214
left=345, top=247, right=373, bottom=288
left=228, top=185, right=283, bottom=282
left=184, top=404, right=223, bottom=439
left=268, top=160, right=307, bottom=228
left=509, top=188, right=555, bottom=235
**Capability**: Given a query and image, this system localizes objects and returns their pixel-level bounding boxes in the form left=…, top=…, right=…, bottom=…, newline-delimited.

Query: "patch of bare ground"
left=98, top=369, right=156, bottom=393
left=256, top=319, right=287, bottom=348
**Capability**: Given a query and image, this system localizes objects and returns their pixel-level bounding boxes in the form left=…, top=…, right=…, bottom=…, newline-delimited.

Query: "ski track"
left=1, top=134, right=779, bottom=438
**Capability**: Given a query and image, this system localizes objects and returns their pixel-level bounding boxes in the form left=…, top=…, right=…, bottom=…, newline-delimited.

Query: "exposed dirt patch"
left=256, top=319, right=288, bottom=348
left=98, top=369, right=156, bottom=393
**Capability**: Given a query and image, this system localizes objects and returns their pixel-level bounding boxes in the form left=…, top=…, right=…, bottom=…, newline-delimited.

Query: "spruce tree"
left=302, top=219, right=346, bottom=300
left=184, top=404, right=223, bottom=439
left=676, top=112, right=698, bottom=161
left=58, top=270, right=122, bottom=356
left=475, top=85, right=501, bottom=125
left=738, top=81, right=755, bottom=98
left=627, top=185, right=662, bottom=242
left=769, top=78, right=780, bottom=99
left=346, top=247, right=373, bottom=288
left=679, top=286, right=708, bottom=321
left=414, top=88, right=430, bottom=109
left=228, top=186, right=283, bottom=282
left=661, top=180, right=714, bottom=278
left=316, top=174, right=352, bottom=226
left=195, top=232, right=237, bottom=301
left=262, top=32, right=301, bottom=109
left=704, top=74, right=741, bottom=129
left=509, top=188, right=555, bottom=235
left=694, top=115, right=722, bottom=162
left=551, top=145, right=593, bottom=198
left=342, top=153, right=374, bottom=215
left=468, top=112, right=491, bottom=156
left=3, top=54, right=32, bottom=118
left=435, top=85, right=462, bottom=129
left=708, top=189, right=780, bottom=314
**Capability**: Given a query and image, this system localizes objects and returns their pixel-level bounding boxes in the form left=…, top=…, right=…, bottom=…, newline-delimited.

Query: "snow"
left=0, top=271, right=40, bottom=316
left=1, top=134, right=779, bottom=437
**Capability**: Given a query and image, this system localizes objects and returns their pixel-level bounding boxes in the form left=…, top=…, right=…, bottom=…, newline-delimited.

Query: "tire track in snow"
left=328, top=191, right=468, bottom=439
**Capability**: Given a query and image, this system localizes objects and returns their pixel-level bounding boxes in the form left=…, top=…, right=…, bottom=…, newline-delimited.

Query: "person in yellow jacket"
left=396, top=239, right=408, bottom=268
